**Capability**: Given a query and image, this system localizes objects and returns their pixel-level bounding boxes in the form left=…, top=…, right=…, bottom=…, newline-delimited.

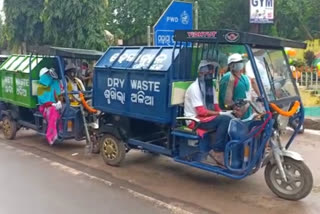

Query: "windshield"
left=251, top=48, right=298, bottom=101
left=189, top=44, right=299, bottom=103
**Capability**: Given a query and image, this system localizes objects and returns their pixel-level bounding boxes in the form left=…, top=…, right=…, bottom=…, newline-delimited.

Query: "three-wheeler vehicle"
left=0, top=47, right=103, bottom=152
left=93, top=30, right=313, bottom=200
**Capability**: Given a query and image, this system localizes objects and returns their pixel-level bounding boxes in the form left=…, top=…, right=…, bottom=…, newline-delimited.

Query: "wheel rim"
left=270, top=162, right=305, bottom=195
left=102, top=138, right=118, bottom=160
left=3, top=119, right=11, bottom=136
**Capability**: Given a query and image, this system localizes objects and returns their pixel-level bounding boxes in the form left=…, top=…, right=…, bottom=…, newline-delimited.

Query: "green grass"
left=300, top=89, right=320, bottom=107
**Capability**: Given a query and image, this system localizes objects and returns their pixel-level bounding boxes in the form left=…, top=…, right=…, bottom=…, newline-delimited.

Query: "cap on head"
left=39, top=67, right=49, bottom=77
left=65, top=63, right=76, bottom=72
left=82, top=61, right=89, bottom=68
left=228, top=53, right=243, bottom=65
left=198, top=60, right=218, bottom=71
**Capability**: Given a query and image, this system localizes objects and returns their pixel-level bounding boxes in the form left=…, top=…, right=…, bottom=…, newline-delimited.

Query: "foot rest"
left=171, top=130, right=200, bottom=140
left=33, top=112, right=43, bottom=118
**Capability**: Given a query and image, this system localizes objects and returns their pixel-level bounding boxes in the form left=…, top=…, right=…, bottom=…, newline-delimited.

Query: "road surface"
left=0, top=128, right=319, bottom=214
left=0, top=143, right=170, bottom=214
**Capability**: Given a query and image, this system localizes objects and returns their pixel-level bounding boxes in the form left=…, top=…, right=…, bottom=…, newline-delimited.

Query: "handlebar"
left=67, top=90, right=92, bottom=95
left=65, top=90, right=97, bottom=114
left=233, top=98, right=263, bottom=115
left=79, top=92, right=98, bottom=114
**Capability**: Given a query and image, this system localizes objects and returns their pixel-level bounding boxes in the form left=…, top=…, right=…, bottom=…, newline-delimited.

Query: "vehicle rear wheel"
left=2, top=116, right=17, bottom=140
left=100, top=134, right=126, bottom=166
left=264, top=157, right=313, bottom=200
left=0, top=102, right=6, bottom=120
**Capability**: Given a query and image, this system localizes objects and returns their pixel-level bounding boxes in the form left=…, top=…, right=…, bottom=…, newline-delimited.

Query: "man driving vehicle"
left=184, top=60, right=233, bottom=165
left=65, top=63, right=85, bottom=106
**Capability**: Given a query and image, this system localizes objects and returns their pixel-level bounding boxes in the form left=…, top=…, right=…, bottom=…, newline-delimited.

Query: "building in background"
left=295, top=39, right=320, bottom=64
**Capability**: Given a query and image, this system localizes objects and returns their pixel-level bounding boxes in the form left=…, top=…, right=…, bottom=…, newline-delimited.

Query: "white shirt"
left=246, top=57, right=271, bottom=98
left=184, top=79, right=218, bottom=118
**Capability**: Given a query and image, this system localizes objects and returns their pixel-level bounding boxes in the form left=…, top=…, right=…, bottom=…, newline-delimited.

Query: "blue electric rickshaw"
left=92, top=30, right=313, bottom=200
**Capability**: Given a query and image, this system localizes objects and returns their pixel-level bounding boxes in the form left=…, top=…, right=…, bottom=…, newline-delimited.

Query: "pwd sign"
left=155, top=30, right=175, bottom=46
left=249, top=0, right=274, bottom=24
left=153, top=1, right=193, bottom=46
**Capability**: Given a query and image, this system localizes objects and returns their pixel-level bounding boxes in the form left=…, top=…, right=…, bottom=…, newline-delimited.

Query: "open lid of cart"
left=174, top=30, right=307, bottom=49
left=95, top=46, right=179, bottom=71
left=0, top=55, right=44, bottom=73
left=50, top=46, right=103, bottom=60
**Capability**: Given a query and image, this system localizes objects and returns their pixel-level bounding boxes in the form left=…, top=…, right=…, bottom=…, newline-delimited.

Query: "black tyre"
left=0, top=102, right=6, bottom=120
left=2, top=116, right=17, bottom=140
left=100, top=134, right=126, bottom=166
left=264, top=157, right=313, bottom=201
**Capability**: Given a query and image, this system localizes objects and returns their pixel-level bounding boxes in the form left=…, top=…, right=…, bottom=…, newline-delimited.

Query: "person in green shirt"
left=219, top=53, right=252, bottom=119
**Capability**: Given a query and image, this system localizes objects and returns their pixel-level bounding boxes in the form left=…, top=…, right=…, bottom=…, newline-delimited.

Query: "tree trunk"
left=300, top=23, right=313, bottom=40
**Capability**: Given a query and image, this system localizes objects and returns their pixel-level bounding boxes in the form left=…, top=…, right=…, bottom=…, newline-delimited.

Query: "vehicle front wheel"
left=2, top=116, right=17, bottom=140
left=100, top=134, right=126, bottom=166
left=264, top=157, right=313, bottom=200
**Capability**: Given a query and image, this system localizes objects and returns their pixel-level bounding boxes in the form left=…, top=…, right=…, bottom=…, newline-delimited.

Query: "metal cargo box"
left=0, top=55, right=56, bottom=108
left=93, top=47, right=180, bottom=124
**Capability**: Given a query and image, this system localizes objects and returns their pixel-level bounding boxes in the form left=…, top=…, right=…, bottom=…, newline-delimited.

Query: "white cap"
left=198, top=60, right=219, bottom=70
left=228, top=53, right=243, bottom=65
left=65, top=63, right=76, bottom=71
left=39, top=67, right=49, bottom=77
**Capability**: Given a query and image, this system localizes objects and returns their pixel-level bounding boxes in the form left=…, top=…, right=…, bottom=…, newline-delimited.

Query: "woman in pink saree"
left=37, top=67, right=63, bottom=145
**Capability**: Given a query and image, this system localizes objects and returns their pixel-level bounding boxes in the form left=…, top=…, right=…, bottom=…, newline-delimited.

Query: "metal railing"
left=293, top=67, right=320, bottom=93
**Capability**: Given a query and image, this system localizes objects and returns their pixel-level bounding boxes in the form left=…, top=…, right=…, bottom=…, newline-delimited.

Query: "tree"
left=304, top=51, right=315, bottom=67
left=3, top=0, right=44, bottom=53
left=3, top=0, right=109, bottom=52
left=303, top=0, right=320, bottom=39
left=107, top=0, right=171, bottom=42
left=197, top=0, right=320, bottom=41
left=2, top=0, right=320, bottom=50
left=41, top=0, right=109, bottom=50
left=198, top=0, right=250, bottom=31
left=291, top=59, right=305, bottom=67
left=0, top=20, right=7, bottom=49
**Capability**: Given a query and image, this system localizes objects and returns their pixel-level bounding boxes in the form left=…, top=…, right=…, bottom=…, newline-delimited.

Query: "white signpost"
left=249, top=0, right=274, bottom=24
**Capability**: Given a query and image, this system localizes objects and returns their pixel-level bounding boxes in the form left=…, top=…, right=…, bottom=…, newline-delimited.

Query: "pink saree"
left=39, top=105, right=60, bottom=145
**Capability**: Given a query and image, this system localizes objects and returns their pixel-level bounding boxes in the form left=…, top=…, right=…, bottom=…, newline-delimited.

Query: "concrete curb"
left=304, top=118, right=320, bottom=130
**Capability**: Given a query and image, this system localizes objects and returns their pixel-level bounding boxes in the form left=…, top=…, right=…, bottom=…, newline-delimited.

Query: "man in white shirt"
left=245, top=55, right=272, bottom=112
left=245, top=55, right=271, bottom=98
left=184, top=60, right=232, bottom=165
